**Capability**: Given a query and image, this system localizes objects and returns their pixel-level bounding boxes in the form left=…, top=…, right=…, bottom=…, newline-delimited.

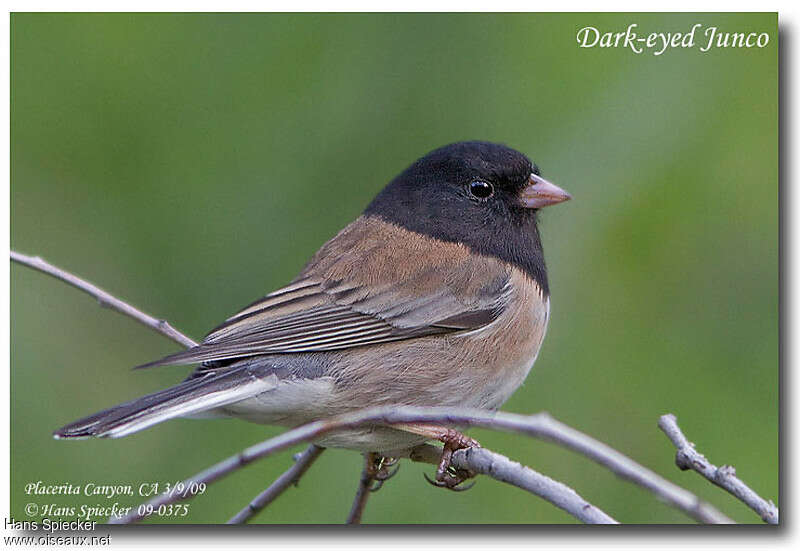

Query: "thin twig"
left=407, top=443, right=443, bottom=465
left=113, top=406, right=732, bottom=524
left=349, top=446, right=618, bottom=524
left=11, top=249, right=322, bottom=523
left=529, top=414, right=734, bottom=525
left=658, top=414, right=779, bottom=524
left=345, top=456, right=374, bottom=524
left=227, top=444, right=325, bottom=524
left=451, top=447, right=617, bottom=524
left=10, top=250, right=197, bottom=348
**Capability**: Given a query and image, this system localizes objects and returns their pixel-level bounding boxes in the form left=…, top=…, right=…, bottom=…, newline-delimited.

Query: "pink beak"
left=519, top=173, right=572, bottom=209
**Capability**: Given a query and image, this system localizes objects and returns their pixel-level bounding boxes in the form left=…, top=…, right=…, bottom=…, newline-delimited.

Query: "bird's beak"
left=519, top=173, right=572, bottom=209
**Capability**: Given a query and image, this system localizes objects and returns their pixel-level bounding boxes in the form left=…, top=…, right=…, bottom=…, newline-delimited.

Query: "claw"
left=423, top=472, right=477, bottom=492
left=447, top=479, right=477, bottom=492
left=382, top=457, right=399, bottom=467
left=369, top=479, right=385, bottom=492
left=423, top=472, right=443, bottom=487
left=374, top=462, right=400, bottom=481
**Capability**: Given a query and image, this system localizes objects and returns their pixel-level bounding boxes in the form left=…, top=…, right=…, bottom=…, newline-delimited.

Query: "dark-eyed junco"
left=55, top=141, right=570, bottom=488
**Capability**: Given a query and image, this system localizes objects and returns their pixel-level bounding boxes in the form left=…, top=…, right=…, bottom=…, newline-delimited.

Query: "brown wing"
left=136, top=216, right=511, bottom=368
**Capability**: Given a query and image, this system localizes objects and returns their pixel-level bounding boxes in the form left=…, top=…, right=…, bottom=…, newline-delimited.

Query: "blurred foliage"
left=10, top=13, right=777, bottom=524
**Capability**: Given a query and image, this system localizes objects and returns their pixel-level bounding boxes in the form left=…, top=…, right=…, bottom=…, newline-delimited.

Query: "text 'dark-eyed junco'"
left=54, top=141, right=571, bottom=488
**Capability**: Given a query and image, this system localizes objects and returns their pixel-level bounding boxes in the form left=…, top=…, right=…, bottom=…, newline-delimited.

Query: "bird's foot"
left=424, top=429, right=480, bottom=491
left=364, top=453, right=400, bottom=492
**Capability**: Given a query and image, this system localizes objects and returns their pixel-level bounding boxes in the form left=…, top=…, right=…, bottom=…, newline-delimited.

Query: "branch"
left=113, top=406, right=731, bottom=524
left=451, top=447, right=617, bottom=523
left=407, top=443, right=444, bottom=465
left=344, top=444, right=509, bottom=524
left=344, top=445, right=618, bottom=524
left=10, top=251, right=197, bottom=348
left=226, top=444, right=325, bottom=524
left=10, top=249, right=322, bottom=524
left=345, top=457, right=375, bottom=524
left=406, top=441, right=633, bottom=524
left=12, top=248, right=738, bottom=524
left=658, top=414, right=779, bottom=524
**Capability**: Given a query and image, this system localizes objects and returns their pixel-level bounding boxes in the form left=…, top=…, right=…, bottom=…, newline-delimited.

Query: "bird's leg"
left=393, top=423, right=480, bottom=491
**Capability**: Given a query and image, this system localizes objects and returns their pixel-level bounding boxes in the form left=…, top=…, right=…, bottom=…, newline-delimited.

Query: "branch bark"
left=451, top=447, right=617, bottom=523
left=227, top=444, right=325, bottom=524
left=345, top=456, right=375, bottom=524
left=658, top=414, right=779, bottom=524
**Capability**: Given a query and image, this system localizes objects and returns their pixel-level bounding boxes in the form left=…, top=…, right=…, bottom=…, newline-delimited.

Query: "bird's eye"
left=468, top=181, right=494, bottom=199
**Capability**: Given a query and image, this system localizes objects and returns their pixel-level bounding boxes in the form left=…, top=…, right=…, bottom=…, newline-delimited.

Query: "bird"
left=54, top=141, right=571, bottom=489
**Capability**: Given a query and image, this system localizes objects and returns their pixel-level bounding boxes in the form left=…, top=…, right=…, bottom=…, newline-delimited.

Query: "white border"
left=1, top=4, right=790, bottom=549
left=0, top=2, right=787, bottom=12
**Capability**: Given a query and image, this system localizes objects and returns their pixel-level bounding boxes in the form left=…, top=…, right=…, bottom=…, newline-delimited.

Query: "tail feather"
left=54, top=367, right=278, bottom=439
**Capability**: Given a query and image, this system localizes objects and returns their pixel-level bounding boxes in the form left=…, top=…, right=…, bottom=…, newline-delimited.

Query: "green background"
left=10, top=13, right=778, bottom=524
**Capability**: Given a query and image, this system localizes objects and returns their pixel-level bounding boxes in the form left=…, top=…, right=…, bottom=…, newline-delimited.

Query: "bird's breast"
left=323, top=266, right=551, bottom=411
left=449, top=267, right=550, bottom=409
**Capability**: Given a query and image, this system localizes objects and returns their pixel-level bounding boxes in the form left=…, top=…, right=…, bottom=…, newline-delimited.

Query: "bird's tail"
left=53, top=366, right=277, bottom=439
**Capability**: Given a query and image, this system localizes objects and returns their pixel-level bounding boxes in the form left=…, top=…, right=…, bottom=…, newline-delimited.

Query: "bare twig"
left=11, top=249, right=323, bottom=523
left=10, top=250, right=197, bottom=348
left=407, top=443, right=443, bottom=465
left=658, top=414, right=779, bottom=524
left=451, top=447, right=617, bottom=524
left=113, top=406, right=732, bottom=524
left=226, top=444, right=325, bottom=524
left=346, top=445, right=619, bottom=524
left=345, top=457, right=375, bottom=524
left=528, top=414, right=734, bottom=525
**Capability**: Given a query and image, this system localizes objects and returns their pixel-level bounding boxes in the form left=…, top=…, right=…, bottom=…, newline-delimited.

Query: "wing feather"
left=136, top=218, right=513, bottom=369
